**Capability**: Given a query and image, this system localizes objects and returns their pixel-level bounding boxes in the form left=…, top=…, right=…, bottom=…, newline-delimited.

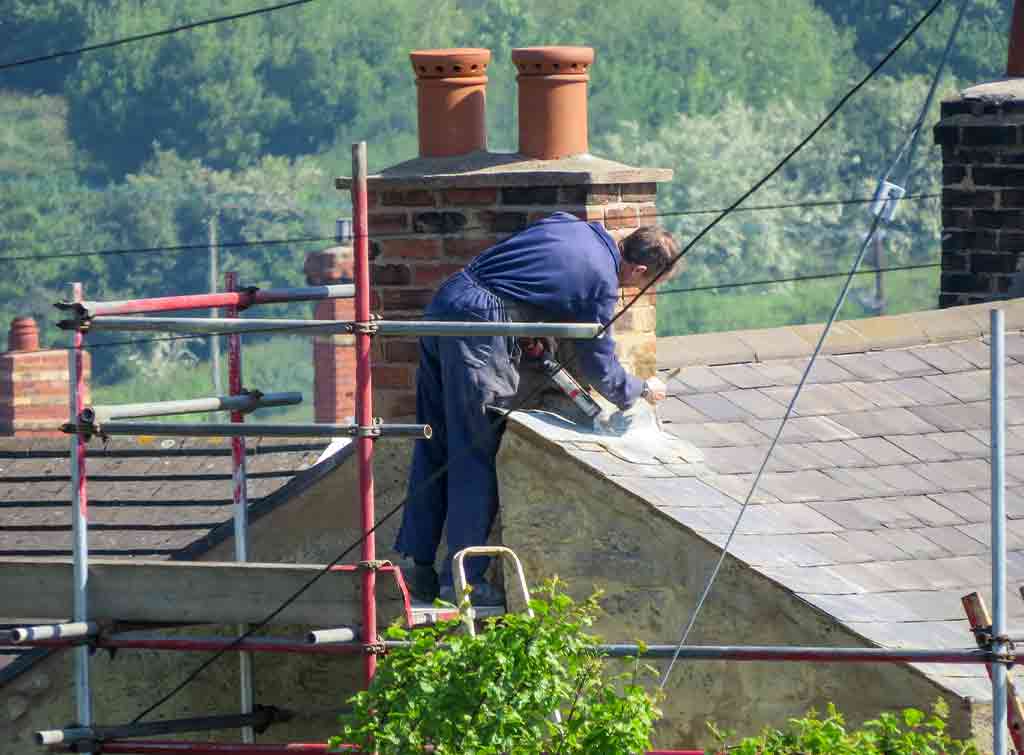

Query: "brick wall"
left=0, top=319, right=90, bottom=436
left=935, top=88, right=1024, bottom=307
left=305, top=246, right=356, bottom=423
left=366, top=181, right=662, bottom=419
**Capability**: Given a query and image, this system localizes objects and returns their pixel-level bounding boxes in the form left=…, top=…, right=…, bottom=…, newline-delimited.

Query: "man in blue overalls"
left=395, top=212, right=676, bottom=605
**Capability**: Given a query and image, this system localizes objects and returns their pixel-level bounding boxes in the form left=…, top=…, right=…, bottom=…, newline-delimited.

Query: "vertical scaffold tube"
left=226, top=272, right=255, bottom=743
left=69, top=282, right=93, bottom=743
left=992, top=308, right=1008, bottom=755
left=352, top=142, right=377, bottom=684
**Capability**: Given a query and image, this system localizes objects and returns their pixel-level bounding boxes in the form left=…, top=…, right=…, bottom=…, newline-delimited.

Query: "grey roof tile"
left=957, top=521, right=1024, bottom=549
left=891, top=496, right=968, bottom=526
left=794, top=532, right=878, bottom=564
left=830, top=408, right=940, bottom=437
left=784, top=358, right=859, bottom=384
left=749, top=361, right=804, bottom=386
left=829, top=352, right=902, bottom=381
left=725, top=535, right=800, bottom=566
left=803, top=440, right=873, bottom=467
left=720, top=389, right=788, bottom=419
left=886, top=377, right=962, bottom=406
left=870, top=465, right=943, bottom=496
left=756, top=470, right=852, bottom=503
left=657, top=397, right=708, bottom=424
left=679, top=393, right=752, bottom=422
left=929, top=492, right=992, bottom=524
left=844, top=437, right=918, bottom=466
left=753, top=416, right=858, bottom=443
left=837, top=530, right=913, bottom=560
left=695, top=472, right=777, bottom=504
left=908, top=402, right=991, bottom=432
left=948, top=339, right=992, bottom=369
left=1005, top=333, right=1024, bottom=361
left=710, top=363, right=778, bottom=389
left=874, top=349, right=939, bottom=377
left=809, top=500, right=898, bottom=530
left=821, top=467, right=897, bottom=499
left=909, top=459, right=992, bottom=492
left=762, top=383, right=875, bottom=416
left=801, top=591, right=921, bottom=623
left=916, top=526, right=988, bottom=556
left=669, top=366, right=734, bottom=394
left=845, top=619, right=974, bottom=650
left=758, top=564, right=865, bottom=594
left=561, top=448, right=676, bottom=478
left=765, top=444, right=834, bottom=472
left=909, top=345, right=976, bottom=373
left=614, top=475, right=740, bottom=508
left=923, top=371, right=991, bottom=403
left=928, top=431, right=990, bottom=458
left=703, top=422, right=771, bottom=447
left=702, top=446, right=768, bottom=475
left=736, top=504, right=842, bottom=535
left=886, top=434, right=958, bottom=463
left=963, top=487, right=1024, bottom=518
left=846, top=380, right=918, bottom=409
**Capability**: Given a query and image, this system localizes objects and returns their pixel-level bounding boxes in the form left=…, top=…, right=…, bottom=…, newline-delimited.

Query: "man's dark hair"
left=620, top=225, right=679, bottom=275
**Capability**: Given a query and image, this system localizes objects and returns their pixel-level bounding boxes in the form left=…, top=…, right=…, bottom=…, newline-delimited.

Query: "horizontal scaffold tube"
left=62, top=421, right=431, bottom=440
left=54, top=742, right=704, bottom=755
left=0, top=621, right=98, bottom=644
left=36, top=707, right=287, bottom=746
left=83, top=392, right=302, bottom=423
left=61, top=285, right=355, bottom=318
left=63, top=316, right=603, bottom=340
left=26, top=632, right=365, bottom=656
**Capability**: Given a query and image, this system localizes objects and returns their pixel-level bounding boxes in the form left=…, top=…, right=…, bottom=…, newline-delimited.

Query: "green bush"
left=707, top=700, right=978, bottom=754
left=332, top=580, right=661, bottom=754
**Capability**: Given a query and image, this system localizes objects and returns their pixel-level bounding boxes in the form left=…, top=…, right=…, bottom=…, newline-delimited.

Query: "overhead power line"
left=0, top=0, right=316, bottom=72
left=124, top=0, right=947, bottom=724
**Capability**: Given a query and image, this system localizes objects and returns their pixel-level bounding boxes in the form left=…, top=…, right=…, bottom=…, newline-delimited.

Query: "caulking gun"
left=522, top=338, right=602, bottom=422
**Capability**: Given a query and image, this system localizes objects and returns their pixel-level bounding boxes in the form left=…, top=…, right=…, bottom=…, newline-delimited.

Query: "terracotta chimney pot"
left=511, top=46, right=594, bottom=160
left=1010, top=0, right=1024, bottom=76
left=8, top=317, right=39, bottom=352
left=410, top=48, right=491, bottom=158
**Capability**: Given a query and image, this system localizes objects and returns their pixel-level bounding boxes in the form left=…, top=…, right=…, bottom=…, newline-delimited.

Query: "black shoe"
left=439, top=582, right=506, bottom=607
left=406, top=563, right=439, bottom=603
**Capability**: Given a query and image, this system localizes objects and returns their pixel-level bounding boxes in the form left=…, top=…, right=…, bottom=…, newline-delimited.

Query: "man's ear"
left=634, top=264, right=648, bottom=278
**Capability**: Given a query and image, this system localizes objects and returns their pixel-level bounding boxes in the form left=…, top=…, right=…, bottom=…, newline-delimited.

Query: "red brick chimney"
left=934, top=1, right=1024, bottom=307
left=305, top=244, right=356, bottom=423
left=0, top=317, right=90, bottom=436
left=336, top=46, right=672, bottom=419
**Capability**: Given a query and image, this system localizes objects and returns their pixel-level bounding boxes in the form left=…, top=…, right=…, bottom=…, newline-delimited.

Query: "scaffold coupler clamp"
left=238, top=285, right=260, bottom=311
left=363, top=639, right=387, bottom=656
left=358, top=559, right=392, bottom=571
left=870, top=179, right=906, bottom=223
left=62, top=414, right=105, bottom=443
left=57, top=315, right=92, bottom=332
left=352, top=319, right=378, bottom=335
left=356, top=419, right=382, bottom=438
left=239, top=387, right=265, bottom=413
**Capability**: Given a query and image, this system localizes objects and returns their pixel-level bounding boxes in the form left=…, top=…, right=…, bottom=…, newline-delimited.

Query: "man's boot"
left=406, top=562, right=439, bottom=603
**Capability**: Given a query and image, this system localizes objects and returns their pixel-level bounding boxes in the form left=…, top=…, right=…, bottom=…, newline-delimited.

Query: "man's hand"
left=641, top=376, right=667, bottom=404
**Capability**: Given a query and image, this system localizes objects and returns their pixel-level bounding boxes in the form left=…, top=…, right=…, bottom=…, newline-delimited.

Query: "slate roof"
left=512, top=299, right=1024, bottom=702
left=0, top=435, right=335, bottom=680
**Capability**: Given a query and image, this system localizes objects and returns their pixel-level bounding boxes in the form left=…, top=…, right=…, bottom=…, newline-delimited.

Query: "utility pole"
left=209, top=212, right=222, bottom=395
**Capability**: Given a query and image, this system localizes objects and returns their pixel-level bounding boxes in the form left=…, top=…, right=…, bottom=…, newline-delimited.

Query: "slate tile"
left=909, top=345, right=976, bottom=373
left=908, top=402, right=991, bottom=432
left=916, top=526, right=988, bottom=556
left=720, top=389, right=788, bottom=419
left=702, top=446, right=768, bottom=475
left=1005, top=333, right=1024, bottom=361
left=800, top=591, right=914, bottom=623
left=757, top=564, right=865, bottom=594
left=846, top=380, right=917, bottom=409
left=957, top=521, right=1024, bottom=549
left=615, top=475, right=739, bottom=509
left=910, top=459, right=992, bottom=492
left=831, top=408, right=940, bottom=437
left=710, top=363, right=777, bottom=389
left=874, top=349, right=938, bottom=377
left=561, top=448, right=676, bottom=479
left=830, top=352, right=902, bottom=381
left=749, top=361, right=804, bottom=386
left=792, top=532, right=877, bottom=564
left=753, top=416, right=857, bottom=443
left=929, top=492, right=993, bottom=524
left=948, top=339, right=992, bottom=369
left=870, top=465, right=942, bottom=496
left=966, top=487, right=1024, bottom=518
left=762, top=383, right=875, bottom=416
left=702, top=422, right=770, bottom=447
left=657, top=397, right=707, bottom=425
left=663, top=423, right=734, bottom=448
left=660, top=507, right=736, bottom=536
left=679, top=394, right=752, bottom=423
left=929, top=431, right=990, bottom=458
left=782, top=358, right=858, bottom=384
left=844, top=437, right=918, bottom=466
left=695, top=472, right=776, bottom=504
left=821, top=468, right=895, bottom=499
left=886, top=377, right=961, bottom=406
left=887, top=434, right=958, bottom=463
left=803, top=440, right=873, bottom=467
left=923, top=371, right=991, bottom=402
left=766, top=444, right=833, bottom=472
left=838, top=530, right=913, bottom=560
left=1005, top=364, right=1024, bottom=398
left=670, top=366, right=734, bottom=394
left=810, top=500, right=895, bottom=530
left=738, top=504, right=842, bottom=535
left=845, top=619, right=974, bottom=650
left=891, top=496, right=967, bottom=526
left=848, top=559, right=960, bottom=591
left=725, top=535, right=797, bottom=566
left=756, top=470, right=851, bottom=503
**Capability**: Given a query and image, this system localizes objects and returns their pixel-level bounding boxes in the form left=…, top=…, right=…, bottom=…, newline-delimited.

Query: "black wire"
left=658, top=261, right=940, bottom=295
left=0, top=0, right=316, bottom=72
left=0, top=194, right=939, bottom=265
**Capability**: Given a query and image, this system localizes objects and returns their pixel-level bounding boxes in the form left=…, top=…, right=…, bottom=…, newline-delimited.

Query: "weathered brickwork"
left=0, top=349, right=90, bottom=436
left=366, top=182, right=662, bottom=418
left=305, top=246, right=356, bottom=423
left=935, top=95, right=1024, bottom=307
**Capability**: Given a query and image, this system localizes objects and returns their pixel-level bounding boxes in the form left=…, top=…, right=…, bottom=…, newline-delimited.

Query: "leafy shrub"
left=707, top=699, right=978, bottom=754
left=332, top=580, right=661, bottom=755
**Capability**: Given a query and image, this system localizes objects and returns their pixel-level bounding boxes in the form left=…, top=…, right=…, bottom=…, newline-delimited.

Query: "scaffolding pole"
left=227, top=272, right=256, bottom=744
left=62, top=284, right=356, bottom=318
left=0, top=621, right=97, bottom=644
left=68, top=282, right=93, bottom=748
left=64, top=316, right=602, bottom=340
left=82, top=392, right=302, bottom=423
left=62, top=421, right=430, bottom=439
left=352, top=142, right=377, bottom=686
left=992, top=308, right=1009, bottom=755
left=24, top=633, right=364, bottom=655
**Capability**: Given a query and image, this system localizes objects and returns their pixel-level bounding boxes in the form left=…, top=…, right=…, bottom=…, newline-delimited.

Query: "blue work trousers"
left=395, top=271, right=521, bottom=587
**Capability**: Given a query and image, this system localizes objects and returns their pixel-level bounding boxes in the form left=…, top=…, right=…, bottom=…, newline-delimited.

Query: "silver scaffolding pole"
left=63, top=421, right=430, bottom=439
left=992, top=308, right=1008, bottom=755
left=82, top=392, right=302, bottom=423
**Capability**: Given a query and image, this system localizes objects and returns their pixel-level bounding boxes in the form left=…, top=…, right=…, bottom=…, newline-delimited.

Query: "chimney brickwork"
left=0, top=317, right=90, bottom=436
left=305, top=246, right=356, bottom=423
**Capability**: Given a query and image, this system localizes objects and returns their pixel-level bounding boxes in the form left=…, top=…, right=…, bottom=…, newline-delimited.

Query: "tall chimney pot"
left=8, top=317, right=39, bottom=352
left=410, top=48, right=490, bottom=158
left=511, top=46, right=594, bottom=160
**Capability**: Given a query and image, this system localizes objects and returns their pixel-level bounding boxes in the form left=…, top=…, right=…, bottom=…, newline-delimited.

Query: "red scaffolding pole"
left=65, top=285, right=356, bottom=318
left=351, top=142, right=377, bottom=685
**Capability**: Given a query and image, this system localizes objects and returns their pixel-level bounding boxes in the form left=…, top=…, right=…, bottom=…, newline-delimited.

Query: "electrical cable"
left=0, top=194, right=939, bottom=265
left=655, top=0, right=965, bottom=692
left=123, top=0, right=947, bottom=724
left=0, top=1, right=316, bottom=72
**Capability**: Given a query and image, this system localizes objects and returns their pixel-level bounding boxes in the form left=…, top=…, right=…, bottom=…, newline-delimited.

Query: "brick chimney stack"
left=336, top=46, right=672, bottom=419
left=305, top=245, right=356, bottom=423
left=1, top=317, right=90, bottom=436
left=934, top=1, right=1024, bottom=307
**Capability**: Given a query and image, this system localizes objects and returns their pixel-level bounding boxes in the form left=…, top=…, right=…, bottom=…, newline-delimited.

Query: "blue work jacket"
left=464, top=212, right=643, bottom=409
